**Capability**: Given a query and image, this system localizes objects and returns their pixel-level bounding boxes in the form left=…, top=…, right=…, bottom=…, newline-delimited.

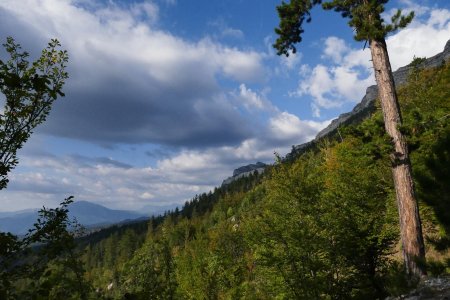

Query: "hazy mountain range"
left=0, top=201, right=176, bottom=235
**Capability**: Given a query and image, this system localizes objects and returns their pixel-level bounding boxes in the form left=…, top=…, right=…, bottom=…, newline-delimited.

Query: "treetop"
left=274, top=0, right=414, bottom=56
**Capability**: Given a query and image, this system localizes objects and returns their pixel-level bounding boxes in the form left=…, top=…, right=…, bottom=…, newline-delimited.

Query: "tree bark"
left=369, top=39, right=426, bottom=277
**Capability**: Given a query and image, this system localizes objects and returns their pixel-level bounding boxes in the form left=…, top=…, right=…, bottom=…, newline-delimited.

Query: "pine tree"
left=273, top=0, right=426, bottom=277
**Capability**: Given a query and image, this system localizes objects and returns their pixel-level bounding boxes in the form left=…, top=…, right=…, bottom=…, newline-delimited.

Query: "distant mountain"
left=0, top=200, right=146, bottom=235
left=68, top=201, right=145, bottom=226
left=0, top=211, right=40, bottom=235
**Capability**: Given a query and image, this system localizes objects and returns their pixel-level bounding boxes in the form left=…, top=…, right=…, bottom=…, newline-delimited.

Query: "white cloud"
left=293, top=64, right=360, bottom=110
left=296, top=38, right=374, bottom=112
left=322, top=36, right=349, bottom=63
left=269, top=112, right=329, bottom=141
left=396, top=0, right=430, bottom=17
left=234, top=84, right=275, bottom=112
left=281, top=50, right=302, bottom=70
left=219, top=46, right=264, bottom=81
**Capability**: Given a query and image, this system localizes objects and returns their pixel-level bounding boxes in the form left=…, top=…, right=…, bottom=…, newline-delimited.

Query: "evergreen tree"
left=273, top=0, right=426, bottom=277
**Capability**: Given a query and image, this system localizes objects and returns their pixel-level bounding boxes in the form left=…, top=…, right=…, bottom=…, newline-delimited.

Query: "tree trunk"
left=369, top=39, right=426, bottom=277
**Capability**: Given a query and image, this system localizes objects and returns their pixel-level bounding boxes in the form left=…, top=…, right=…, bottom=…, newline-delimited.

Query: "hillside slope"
left=75, top=50, right=450, bottom=299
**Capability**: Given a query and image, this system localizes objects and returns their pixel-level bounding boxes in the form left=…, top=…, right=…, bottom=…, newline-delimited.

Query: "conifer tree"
left=273, top=0, right=426, bottom=277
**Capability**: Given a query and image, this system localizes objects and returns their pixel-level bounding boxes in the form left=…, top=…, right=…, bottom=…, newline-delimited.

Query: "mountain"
left=0, top=200, right=146, bottom=235
left=0, top=210, right=40, bottom=235
left=222, top=162, right=267, bottom=186
left=68, top=201, right=145, bottom=225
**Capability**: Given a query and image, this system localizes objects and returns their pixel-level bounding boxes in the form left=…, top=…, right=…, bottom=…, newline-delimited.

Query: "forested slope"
left=76, top=59, right=450, bottom=299
left=4, top=53, right=447, bottom=299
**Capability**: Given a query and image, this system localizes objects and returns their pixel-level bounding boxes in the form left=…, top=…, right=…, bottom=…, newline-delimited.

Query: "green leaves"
left=0, top=37, right=68, bottom=190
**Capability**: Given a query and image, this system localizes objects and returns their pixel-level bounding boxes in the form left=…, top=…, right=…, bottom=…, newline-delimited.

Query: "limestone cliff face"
left=313, top=39, right=450, bottom=141
left=222, top=162, right=267, bottom=186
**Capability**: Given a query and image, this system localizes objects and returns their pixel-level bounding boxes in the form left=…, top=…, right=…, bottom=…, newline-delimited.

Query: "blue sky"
left=0, top=0, right=449, bottom=211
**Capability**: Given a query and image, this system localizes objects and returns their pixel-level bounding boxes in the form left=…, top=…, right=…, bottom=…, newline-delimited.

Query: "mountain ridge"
left=0, top=200, right=147, bottom=235
left=315, top=39, right=450, bottom=140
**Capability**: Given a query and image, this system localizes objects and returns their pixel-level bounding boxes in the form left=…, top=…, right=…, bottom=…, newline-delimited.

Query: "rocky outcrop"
left=385, top=276, right=450, bottom=300
left=315, top=39, right=450, bottom=140
left=222, top=162, right=267, bottom=186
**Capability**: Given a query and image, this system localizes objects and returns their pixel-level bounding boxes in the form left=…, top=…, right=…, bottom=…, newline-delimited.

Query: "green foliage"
left=121, top=239, right=176, bottom=299
left=398, top=63, right=450, bottom=251
left=244, top=139, right=398, bottom=298
left=273, top=0, right=413, bottom=55
left=78, top=62, right=450, bottom=299
left=273, top=0, right=321, bottom=56
left=0, top=37, right=68, bottom=189
left=0, top=197, right=91, bottom=299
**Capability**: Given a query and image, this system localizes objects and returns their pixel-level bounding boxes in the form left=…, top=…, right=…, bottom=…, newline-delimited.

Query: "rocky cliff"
left=315, top=39, right=450, bottom=140
left=222, top=162, right=267, bottom=186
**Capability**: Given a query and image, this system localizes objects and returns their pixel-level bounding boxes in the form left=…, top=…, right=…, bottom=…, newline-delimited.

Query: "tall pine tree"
left=273, top=0, right=426, bottom=277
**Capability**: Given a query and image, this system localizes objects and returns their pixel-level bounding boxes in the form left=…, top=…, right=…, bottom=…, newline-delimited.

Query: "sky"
left=0, top=0, right=448, bottom=212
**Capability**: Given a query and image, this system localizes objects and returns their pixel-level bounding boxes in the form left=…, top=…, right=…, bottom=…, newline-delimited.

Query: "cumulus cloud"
left=1, top=152, right=212, bottom=211
left=1, top=114, right=327, bottom=211
left=268, top=112, right=328, bottom=142
left=0, top=0, right=264, bottom=147
left=233, top=84, right=275, bottom=112
left=322, top=36, right=349, bottom=63
left=294, top=60, right=373, bottom=117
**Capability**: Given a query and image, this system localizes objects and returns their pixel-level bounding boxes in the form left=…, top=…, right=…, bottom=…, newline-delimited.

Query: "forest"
left=1, top=57, right=449, bottom=299
left=1, top=0, right=450, bottom=298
